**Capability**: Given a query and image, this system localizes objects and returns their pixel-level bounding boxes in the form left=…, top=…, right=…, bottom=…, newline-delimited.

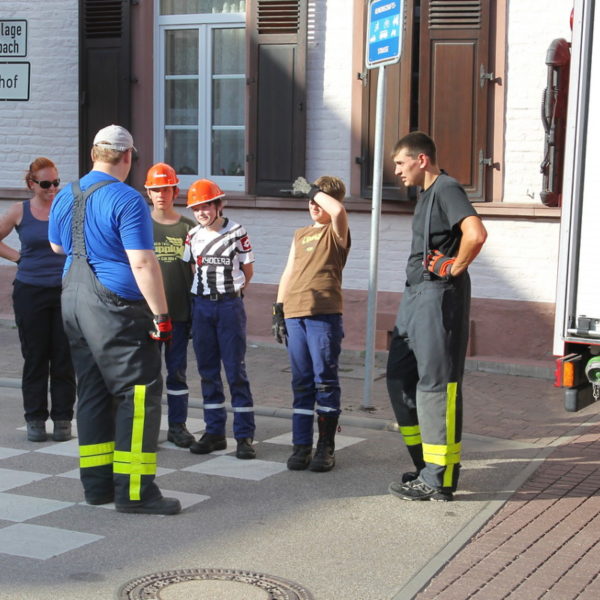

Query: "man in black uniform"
left=386, top=132, right=487, bottom=502
left=49, top=125, right=181, bottom=515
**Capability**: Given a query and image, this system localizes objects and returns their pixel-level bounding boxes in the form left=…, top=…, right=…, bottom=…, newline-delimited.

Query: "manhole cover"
left=118, top=568, right=315, bottom=599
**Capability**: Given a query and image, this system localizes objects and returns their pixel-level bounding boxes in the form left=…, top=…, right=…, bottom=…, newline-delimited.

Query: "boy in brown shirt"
left=273, top=176, right=350, bottom=472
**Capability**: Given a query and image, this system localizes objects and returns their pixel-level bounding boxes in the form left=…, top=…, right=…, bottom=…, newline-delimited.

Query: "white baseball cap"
left=93, top=124, right=136, bottom=152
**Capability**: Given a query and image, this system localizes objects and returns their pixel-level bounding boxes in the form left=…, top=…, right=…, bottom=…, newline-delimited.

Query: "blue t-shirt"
left=48, top=171, right=154, bottom=300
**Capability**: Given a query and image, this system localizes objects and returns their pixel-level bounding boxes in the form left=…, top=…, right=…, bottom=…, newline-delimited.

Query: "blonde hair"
left=91, top=145, right=127, bottom=165
left=25, top=157, right=57, bottom=189
left=314, top=175, right=346, bottom=201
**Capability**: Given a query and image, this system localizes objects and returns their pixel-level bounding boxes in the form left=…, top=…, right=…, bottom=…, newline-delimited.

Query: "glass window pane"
left=213, top=28, right=245, bottom=75
left=166, top=80, right=199, bottom=126
left=212, top=130, right=244, bottom=176
left=165, top=130, right=199, bottom=176
left=212, top=78, right=244, bottom=126
left=165, top=30, right=198, bottom=76
left=161, top=0, right=246, bottom=15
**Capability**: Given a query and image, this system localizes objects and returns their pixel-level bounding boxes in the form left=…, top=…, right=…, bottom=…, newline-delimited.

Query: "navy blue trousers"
left=191, top=296, right=255, bottom=439
left=285, top=314, right=343, bottom=445
left=161, top=320, right=190, bottom=425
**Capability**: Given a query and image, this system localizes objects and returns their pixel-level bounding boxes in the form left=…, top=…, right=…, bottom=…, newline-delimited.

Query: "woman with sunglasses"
left=0, top=157, right=75, bottom=442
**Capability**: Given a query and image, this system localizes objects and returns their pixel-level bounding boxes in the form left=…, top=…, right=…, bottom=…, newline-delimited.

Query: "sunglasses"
left=32, top=178, right=60, bottom=189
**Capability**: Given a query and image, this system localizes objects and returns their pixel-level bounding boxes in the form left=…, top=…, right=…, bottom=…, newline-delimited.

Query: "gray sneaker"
left=388, top=479, right=453, bottom=502
left=52, top=420, right=72, bottom=442
left=27, top=421, right=47, bottom=442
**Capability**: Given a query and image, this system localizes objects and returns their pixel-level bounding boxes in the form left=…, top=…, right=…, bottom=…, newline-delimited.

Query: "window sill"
left=174, top=193, right=561, bottom=220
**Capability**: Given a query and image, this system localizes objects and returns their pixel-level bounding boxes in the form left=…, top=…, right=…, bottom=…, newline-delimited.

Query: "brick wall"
left=503, top=0, right=573, bottom=203
left=0, top=1, right=79, bottom=190
left=305, top=0, right=353, bottom=186
left=0, top=0, right=567, bottom=330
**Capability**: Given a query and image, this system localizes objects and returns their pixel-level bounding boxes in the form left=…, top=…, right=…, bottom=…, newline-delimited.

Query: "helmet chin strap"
left=205, top=212, right=221, bottom=228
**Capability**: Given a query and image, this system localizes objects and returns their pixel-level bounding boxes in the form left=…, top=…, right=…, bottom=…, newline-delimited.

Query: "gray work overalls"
left=61, top=180, right=164, bottom=506
left=387, top=175, right=471, bottom=493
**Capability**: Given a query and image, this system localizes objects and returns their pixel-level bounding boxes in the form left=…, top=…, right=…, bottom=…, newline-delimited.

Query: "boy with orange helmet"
left=183, top=179, right=257, bottom=459
left=145, top=163, right=196, bottom=448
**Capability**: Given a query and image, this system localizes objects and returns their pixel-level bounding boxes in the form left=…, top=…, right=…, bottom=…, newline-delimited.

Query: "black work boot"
left=167, top=423, right=195, bottom=448
left=189, top=432, right=227, bottom=455
left=236, top=438, right=256, bottom=459
left=116, top=496, right=182, bottom=515
left=287, top=444, right=313, bottom=470
left=309, top=415, right=338, bottom=472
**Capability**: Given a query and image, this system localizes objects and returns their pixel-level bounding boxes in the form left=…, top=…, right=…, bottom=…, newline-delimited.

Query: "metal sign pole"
left=361, top=0, right=403, bottom=408
left=362, top=64, right=387, bottom=409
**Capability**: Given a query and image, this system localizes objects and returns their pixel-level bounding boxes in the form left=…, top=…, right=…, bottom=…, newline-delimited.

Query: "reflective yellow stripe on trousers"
left=112, top=385, right=157, bottom=500
left=422, top=382, right=461, bottom=487
left=79, top=441, right=115, bottom=468
left=399, top=425, right=422, bottom=446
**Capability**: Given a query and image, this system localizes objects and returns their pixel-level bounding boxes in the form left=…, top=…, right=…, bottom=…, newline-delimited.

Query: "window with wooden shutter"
left=246, top=0, right=307, bottom=196
left=361, top=0, right=495, bottom=202
left=361, top=0, right=416, bottom=201
left=79, top=0, right=131, bottom=175
left=419, top=0, right=492, bottom=200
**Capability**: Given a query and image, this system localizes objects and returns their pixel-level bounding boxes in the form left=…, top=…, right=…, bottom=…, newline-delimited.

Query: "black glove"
left=292, top=176, right=321, bottom=200
left=149, top=314, right=173, bottom=343
left=272, top=303, right=287, bottom=345
left=426, top=250, right=455, bottom=279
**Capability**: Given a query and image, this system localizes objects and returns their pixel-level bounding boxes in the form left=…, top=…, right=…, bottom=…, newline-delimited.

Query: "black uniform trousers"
left=12, top=279, right=75, bottom=423
left=386, top=274, right=470, bottom=492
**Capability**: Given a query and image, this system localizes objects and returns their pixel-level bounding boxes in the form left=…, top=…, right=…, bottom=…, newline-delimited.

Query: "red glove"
left=427, top=250, right=455, bottom=278
left=149, top=314, right=173, bottom=342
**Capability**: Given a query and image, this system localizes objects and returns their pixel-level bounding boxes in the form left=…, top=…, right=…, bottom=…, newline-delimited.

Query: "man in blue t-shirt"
left=49, top=125, right=180, bottom=515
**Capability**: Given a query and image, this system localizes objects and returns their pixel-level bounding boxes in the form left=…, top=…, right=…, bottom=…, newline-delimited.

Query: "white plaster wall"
left=216, top=207, right=561, bottom=304
left=0, top=199, right=561, bottom=303
left=305, top=0, right=354, bottom=186
left=503, top=0, right=573, bottom=203
left=0, top=0, right=79, bottom=189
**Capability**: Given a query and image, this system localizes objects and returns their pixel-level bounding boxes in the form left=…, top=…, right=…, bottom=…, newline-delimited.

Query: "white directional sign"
left=0, top=20, right=27, bottom=58
left=0, top=62, right=30, bottom=101
left=366, top=0, right=404, bottom=69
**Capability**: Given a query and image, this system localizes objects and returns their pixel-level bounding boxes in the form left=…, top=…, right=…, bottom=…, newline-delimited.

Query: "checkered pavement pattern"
left=0, top=415, right=365, bottom=561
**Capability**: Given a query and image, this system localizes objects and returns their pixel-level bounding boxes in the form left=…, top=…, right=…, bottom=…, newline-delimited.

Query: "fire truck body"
left=553, top=0, right=600, bottom=411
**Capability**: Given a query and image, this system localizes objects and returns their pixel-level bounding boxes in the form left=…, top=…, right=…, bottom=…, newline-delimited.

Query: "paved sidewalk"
left=1, top=319, right=600, bottom=598
left=413, top=420, right=600, bottom=600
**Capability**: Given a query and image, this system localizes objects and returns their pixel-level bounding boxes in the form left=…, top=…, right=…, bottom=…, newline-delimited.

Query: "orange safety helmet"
left=187, top=179, right=225, bottom=208
left=144, top=162, right=179, bottom=189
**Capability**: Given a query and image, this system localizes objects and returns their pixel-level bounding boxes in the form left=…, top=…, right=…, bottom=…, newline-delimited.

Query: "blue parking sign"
left=366, top=0, right=404, bottom=69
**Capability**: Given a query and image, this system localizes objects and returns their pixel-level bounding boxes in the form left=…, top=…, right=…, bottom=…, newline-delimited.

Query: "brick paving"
left=415, top=420, right=600, bottom=600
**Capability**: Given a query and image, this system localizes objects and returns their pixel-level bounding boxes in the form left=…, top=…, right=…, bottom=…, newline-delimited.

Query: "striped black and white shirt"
left=183, top=218, right=254, bottom=296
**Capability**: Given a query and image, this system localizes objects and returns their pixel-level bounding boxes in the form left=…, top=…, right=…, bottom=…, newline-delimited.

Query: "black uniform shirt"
left=405, top=173, right=478, bottom=285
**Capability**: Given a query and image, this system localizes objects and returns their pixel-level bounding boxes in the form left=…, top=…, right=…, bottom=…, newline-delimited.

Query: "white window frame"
left=154, top=9, right=246, bottom=192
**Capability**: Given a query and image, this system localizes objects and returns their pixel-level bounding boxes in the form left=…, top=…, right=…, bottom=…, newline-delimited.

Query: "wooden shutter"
left=419, top=0, right=492, bottom=200
left=361, top=0, right=415, bottom=201
left=79, top=0, right=131, bottom=175
left=246, top=0, right=307, bottom=196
